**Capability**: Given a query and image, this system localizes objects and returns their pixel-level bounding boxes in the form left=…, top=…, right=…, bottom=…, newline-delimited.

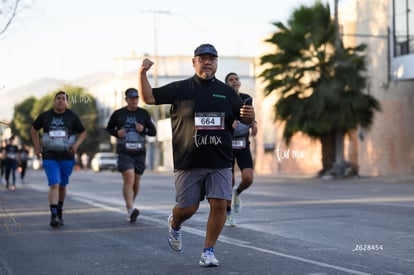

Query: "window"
left=393, top=0, right=414, bottom=56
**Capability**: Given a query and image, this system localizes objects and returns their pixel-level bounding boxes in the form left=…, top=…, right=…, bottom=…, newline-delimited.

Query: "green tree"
left=10, top=96, right=36, bottom=145
left=260, top=1, right=381, bottom=176
left=31, top=85, right=101, bottom=157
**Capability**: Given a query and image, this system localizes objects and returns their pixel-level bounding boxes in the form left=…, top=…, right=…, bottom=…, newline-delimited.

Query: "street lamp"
left=139, top=9, right=171, bottom=87
left=139, top=9, right=171, bottom=171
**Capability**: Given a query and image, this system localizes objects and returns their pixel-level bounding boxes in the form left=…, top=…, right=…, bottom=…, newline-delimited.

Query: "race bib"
left=7, top=153, right=16, bottom=159
left=232, top=137, right=246, bottom=149
left=49, top=130, right=67, bottom=138
left=194, top=112, right=225, bottom=130
left=124, top=130, right=145, bottom=151
left=126, top=142, right=144, bottom=151
left=43, top=129, right=71, bottom=152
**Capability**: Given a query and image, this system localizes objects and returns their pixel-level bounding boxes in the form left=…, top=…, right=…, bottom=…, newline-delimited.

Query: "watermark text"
left=275, top=142, right=304, bottom=162
left=68, top=94, right=91, bottom=104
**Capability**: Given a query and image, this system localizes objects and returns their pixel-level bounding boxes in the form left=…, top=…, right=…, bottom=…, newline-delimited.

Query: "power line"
left=340, top=33, right=388, bottom=39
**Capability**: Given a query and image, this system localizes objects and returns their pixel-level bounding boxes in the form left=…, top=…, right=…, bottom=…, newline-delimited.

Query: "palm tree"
left=260, top=1, right=381, bottom=176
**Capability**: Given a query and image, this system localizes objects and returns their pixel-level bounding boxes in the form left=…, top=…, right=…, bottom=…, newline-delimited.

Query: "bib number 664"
left=195, top=112, right=225, bottom=130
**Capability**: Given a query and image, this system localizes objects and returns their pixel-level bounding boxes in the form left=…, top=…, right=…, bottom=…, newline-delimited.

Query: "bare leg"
left=48, top=184, right=60, bottom=205
left=59, top=186, right=66, bottom=203
left=236, top=168, right=254, bottom=194
left=170, top=204, right=199, bottom=229
left=122, top=169, right=137, bottom=210
left=132, top=174, right=141, bottom=201
left=204, top=198, right=227, bottom=248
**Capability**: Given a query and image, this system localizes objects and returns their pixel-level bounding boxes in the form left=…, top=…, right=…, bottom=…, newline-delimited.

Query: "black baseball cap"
left=125, top=88, right=139, bottom=98
left=194, top=43, right=218, bottom=57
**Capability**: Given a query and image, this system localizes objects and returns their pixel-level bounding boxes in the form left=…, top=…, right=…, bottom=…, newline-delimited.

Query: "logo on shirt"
left=212, top=93, right=226, bottom=99
left=125, top=116, right=136, bottom=125
left=194, top=133, right=222, bottom=147
left=51, top=117, right=64, bottom=126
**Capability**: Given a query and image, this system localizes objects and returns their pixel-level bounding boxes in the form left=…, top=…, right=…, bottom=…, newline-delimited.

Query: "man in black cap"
left=193, top=43, right=218, bottom=57
left=106, top=88, right=157, bottom=223
left=138, top=44, right=255, bottom=267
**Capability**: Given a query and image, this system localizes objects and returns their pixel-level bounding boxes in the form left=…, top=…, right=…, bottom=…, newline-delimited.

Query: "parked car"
left=32, top=158, right=43, bottom=170
left=90, top=152, right=118, bottom=172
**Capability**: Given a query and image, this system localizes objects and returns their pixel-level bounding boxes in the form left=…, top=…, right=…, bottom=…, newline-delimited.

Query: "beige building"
left=352, top=0, right=414, bottom=176
left=255, top=0, right=414, bottom=177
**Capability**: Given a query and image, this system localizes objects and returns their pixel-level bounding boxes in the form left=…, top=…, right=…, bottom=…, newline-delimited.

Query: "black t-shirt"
left=106, top=107, right=156, bottom=155
left=153, top=75, right=243, bottom=169
left=32, top=109, right=85, bottom=160
left=19, top=148, right=29, bottom=163
left=232, top=92, right=252, bottom=150
left=233, top=93, right=252, bottom=138
left=5, top=144, right=19, bottom=162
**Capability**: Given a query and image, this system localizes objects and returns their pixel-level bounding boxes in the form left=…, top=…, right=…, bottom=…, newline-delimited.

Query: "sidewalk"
left=250, top=171, right=414, bottom=183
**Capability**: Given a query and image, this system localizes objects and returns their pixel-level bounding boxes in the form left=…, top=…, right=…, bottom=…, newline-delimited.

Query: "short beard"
left=199, top=72, right=214, bottom=80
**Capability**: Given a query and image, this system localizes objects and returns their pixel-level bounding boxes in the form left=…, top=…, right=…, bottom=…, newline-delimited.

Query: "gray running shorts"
left=117, top=153, right=146, bottom=175
left=174, top=168, right=232, bottom=208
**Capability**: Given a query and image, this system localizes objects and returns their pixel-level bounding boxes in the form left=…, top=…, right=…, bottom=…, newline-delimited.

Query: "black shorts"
left=233, top=147, right=253, bottom=172
left=117, top=153, right=146, bottom=175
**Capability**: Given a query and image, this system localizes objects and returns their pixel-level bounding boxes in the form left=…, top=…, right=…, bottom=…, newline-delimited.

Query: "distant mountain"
left=0, top=78, right=66, bottom=122
left=0, top=72, right=114, bottom=122
left=72, top=72, right=115, bottom=88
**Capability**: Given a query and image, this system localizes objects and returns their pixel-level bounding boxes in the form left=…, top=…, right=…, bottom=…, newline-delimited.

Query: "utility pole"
left=333, top=0, right=346, bottom=172
left=139, top=9, right=170, bottom=171
left=334, top=0, right=340, bottom=48
left=140, top=9, right=170, bottom=88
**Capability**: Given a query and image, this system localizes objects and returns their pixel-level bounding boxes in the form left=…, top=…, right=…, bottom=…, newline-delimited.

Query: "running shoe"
left=199, top=249, right=219, bottom=267
left=128, top=208, right=140, bottom=223
left=225, top=214, right=237, bottom=227
left=232, top=189, right=242, bottom=213
left=167, top=214, right=182, bottom=252
left=58, top=217, right=64, bottom=226
left=49, top=217, right=59, bottom=227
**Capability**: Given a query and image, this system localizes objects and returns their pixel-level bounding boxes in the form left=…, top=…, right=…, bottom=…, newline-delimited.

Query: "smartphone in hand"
left=243, top=97, right=252, bottom=106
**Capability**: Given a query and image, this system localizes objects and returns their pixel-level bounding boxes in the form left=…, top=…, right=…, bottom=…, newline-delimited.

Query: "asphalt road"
left=1, top=170, right=413, bottom=275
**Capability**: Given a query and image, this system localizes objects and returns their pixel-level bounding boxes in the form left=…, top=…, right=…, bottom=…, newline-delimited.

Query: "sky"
left=0, top=0, right=334, bottom=92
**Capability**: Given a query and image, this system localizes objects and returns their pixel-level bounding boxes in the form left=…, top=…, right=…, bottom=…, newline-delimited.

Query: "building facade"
left=254, top=0, right=414, bottom=177
left=353, top=0, right=414, bottom=176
